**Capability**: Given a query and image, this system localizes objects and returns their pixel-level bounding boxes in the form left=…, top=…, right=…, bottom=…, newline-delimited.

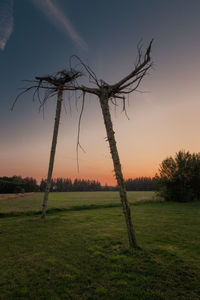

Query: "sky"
left=1, top=0, right=200, bottom=185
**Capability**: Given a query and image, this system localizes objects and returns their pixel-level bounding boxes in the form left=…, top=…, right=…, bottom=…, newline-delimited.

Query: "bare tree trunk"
left=41, top=88, right=63, bottom=219
left=99, top=92, right=138, bottom=248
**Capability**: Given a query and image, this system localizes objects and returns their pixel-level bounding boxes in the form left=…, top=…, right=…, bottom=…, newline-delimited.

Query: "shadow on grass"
left=0, top=200, right=162, bottom=218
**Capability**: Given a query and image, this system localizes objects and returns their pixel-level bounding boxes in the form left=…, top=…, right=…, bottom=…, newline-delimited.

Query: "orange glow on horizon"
left=0, top=159, right=157, bottom=186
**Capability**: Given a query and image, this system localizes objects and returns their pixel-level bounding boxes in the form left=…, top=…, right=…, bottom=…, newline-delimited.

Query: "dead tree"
left=65, top=41, right=153, bottom=248
left=12, top=69, right=82, bottom=220
left=13, top=40, right=153, bottom=248
left=36, top=71, right=82, bottom=219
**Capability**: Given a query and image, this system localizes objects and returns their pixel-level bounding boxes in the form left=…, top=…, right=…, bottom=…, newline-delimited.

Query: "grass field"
left=0, top=191, right=155, bottom=215
left=0, top=192, right=200, bottom=299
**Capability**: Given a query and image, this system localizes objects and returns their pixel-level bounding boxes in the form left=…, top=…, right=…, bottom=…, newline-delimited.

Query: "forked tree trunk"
left=99, top=92, right=138, bottom=248
left=41, top=88, right=63, bottom=219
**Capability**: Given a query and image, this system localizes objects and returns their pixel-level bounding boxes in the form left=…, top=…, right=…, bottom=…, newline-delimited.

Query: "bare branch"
left=76, top=91, right=86, bottom=172
left=122, top=97, right=130, bottom=120
left=12, top=69, right=84, bottom=112
left=11, top=86, right=36, bottom=111
left=111, top=95, right=125, bottom=100
left=63, top=85, right=99, bottom=95
left=70, top=55, right=100, bottom=87
left=110, top=98, right=119, bottom=106
left=35, top=69, right=82, bottom=87
left=39, top=91, right=57, bottom=113
left=111, top=39, right=153, bottom=92
left=119, top=64, right=152, bottom=91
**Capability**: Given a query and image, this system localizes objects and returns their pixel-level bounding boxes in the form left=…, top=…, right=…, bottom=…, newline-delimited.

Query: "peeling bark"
left=41, top=88, right=63, bottom=219
left=99, top=92, right=138, bottom=248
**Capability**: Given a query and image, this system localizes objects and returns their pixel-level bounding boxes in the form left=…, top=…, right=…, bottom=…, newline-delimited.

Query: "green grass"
left=0, top=191, right=155, bottom=214
left=0, top=192, right=200, bottom=299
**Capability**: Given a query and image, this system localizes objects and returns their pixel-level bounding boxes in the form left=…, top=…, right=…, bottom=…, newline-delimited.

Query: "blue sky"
left=1, top=0, right=200, bottom=184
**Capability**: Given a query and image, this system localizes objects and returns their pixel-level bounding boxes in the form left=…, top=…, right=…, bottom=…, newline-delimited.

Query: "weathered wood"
left=41, top=88, right=63, bottom=219
left=99, top=91, right=138, bottom=248
left=14, top=41, right=153, bottom=248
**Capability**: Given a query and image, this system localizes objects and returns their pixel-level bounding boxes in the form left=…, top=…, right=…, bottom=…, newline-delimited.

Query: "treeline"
left=0, top=176, right=39, bottom=193
left=125, top=177, right=156, bottom=191
left=0, top=176, right=102, bottom=193
left=40, top=178, right=102, bottom=192
left=0, top=176, right=156, bottom=193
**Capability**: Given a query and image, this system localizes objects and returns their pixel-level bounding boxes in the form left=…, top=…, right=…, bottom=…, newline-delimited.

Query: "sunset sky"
left=1, top=0, right=200, bottom=185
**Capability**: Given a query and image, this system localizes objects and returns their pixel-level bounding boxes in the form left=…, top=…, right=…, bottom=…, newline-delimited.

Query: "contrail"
left=0, top=0, right=14, bottom=50
left=31, top=0, right=88, bottom=50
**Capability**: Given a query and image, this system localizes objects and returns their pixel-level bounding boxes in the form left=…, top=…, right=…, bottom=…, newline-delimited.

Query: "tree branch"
left=76, top=91, right=86, bottom=172
left=111, top=39, right=153, bottom=91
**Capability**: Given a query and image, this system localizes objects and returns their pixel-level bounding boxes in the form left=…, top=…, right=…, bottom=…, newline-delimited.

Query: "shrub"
left=155, top=150, right=200, bottom=202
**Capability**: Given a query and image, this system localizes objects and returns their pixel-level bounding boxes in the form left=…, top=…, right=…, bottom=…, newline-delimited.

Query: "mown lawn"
left=0, top=192, right=200, bottom=299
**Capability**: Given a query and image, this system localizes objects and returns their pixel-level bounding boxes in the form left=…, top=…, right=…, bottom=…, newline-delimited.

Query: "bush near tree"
left=155, top=150, right=200, bottom=202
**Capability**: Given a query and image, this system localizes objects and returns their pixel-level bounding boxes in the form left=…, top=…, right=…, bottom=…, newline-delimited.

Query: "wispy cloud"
left=0, top=0, right=14, bottom=50
left=31, top=0, right=87, bottom=50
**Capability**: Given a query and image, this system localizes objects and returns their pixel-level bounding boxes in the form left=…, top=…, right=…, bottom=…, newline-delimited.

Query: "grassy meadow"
left=0, top=192, right=200, bottom=299
left=0, top=191, right=155, bottom=215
